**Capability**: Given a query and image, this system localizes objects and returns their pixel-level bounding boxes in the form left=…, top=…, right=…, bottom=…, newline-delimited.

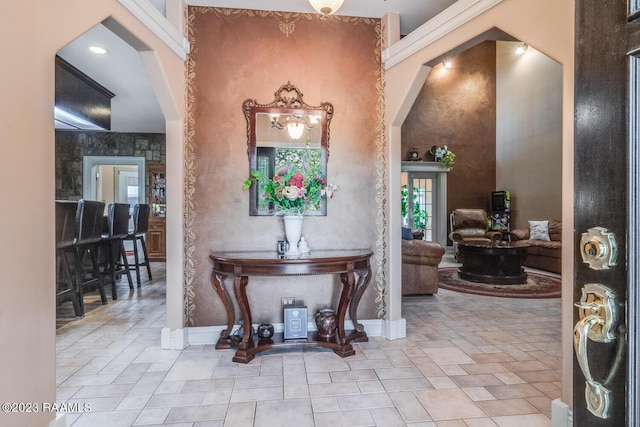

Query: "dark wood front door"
left=574, top=1, right=640, bottom=424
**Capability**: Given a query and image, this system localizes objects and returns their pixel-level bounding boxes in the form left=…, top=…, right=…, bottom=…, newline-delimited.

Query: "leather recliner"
left=449, top=209, right=502, bottom=245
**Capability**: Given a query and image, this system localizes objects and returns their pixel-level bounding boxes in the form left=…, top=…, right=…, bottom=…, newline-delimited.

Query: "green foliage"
left=401, top=185, right=429, bottom=230
left=243, top=139, right=336, bottom=215
left=434, top=145, right=455, bottom=169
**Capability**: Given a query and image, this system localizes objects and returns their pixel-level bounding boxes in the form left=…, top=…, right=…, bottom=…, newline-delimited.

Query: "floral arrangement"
left=243, top=137, right=337, bottom=215
left=433, top=145, right=456, bottom=169
left=243, top=166, right=337, bottom=216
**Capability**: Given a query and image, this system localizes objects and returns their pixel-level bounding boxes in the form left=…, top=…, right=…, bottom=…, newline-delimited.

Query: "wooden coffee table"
left=457, top=241, right=529, bottom=285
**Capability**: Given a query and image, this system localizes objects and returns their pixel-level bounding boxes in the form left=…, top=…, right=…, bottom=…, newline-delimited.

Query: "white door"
left=115, top=168, right=138, bottom=232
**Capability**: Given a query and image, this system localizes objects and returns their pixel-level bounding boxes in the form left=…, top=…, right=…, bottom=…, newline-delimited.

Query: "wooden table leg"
left=211, top=272, right=233, bottom=348
left=347, top=267, right=371, bottom=343
left=337, top=262, right=356, bottom=345
left=233, top=271, right=253, bottom=351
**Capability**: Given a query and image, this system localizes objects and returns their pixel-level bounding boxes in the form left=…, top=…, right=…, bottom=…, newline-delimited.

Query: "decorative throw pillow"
left=402, top=227, right=414, bottom=240
left=529, top=220, right=550, bottom=241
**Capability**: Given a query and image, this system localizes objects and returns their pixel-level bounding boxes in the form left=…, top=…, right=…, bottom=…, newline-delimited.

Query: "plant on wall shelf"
left=431, top=145, right=456, bottom=169
left=401, top=185, right=429, bottom=230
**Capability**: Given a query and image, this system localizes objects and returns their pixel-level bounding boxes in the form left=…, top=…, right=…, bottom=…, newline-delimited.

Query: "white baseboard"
left=161, top=327, right=188, bottom=349
left=551, top=399, right=572, bottom=427
left=187, top=319, right=384, bottom=346
left=48, top=413, right=67, bottom=427
left=382, top=318, right=407, bottom=340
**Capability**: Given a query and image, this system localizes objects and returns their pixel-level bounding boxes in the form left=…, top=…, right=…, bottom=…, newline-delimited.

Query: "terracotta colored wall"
left=186, top=8, right=383, bottom=326
left=402, top=41, right=497, bottom=236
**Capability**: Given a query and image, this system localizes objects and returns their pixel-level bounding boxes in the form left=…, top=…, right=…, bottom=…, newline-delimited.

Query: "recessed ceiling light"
left=89, top=46, right=109, bottom=55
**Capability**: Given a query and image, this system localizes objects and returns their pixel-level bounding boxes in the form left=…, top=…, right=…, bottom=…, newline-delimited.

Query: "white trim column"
left=162, top=118, right=187, bottom=350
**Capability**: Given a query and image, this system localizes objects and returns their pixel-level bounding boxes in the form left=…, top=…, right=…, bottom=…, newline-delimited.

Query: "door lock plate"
left=580, top=227, right=617, bottom=270
left=575, top=283, right=617, bottom=342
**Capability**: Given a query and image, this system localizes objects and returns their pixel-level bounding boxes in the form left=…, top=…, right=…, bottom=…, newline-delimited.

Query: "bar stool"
left=120, top=204, right=152, bottom=285
left=101, top=203, right=133, bottom=299
left=73, top=200, right=108, bottom=314
left=55, top=200, right=82, bottom=318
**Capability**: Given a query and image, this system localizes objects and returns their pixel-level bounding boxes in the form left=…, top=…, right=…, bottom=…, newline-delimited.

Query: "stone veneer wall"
left=186, top=8, right=384, bottom=327
left=402, top=41, right=497, bottom=239
left=55, top=130, right=166, bottom=200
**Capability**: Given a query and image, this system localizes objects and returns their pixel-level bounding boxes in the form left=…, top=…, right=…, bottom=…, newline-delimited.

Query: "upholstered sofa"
left=401, top=236, right=445, bottom=295
left=510, top=220, right=562, bottom=274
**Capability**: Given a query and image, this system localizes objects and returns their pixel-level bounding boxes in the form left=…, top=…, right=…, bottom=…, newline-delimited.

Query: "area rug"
left=438, top=267, right=561, bottom=298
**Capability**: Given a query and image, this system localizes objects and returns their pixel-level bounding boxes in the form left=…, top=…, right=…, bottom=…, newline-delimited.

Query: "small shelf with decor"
left=488, top=190, right=511, bottom=240
left=148, top=163, right=166, bottom=262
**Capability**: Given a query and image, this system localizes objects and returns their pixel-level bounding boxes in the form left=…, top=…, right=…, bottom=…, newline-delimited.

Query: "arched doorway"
left=383, top=1, right=575, bottom=422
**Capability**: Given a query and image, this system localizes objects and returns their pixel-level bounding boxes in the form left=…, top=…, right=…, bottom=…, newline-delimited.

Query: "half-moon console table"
left=209, top=249, right=373, bottom=363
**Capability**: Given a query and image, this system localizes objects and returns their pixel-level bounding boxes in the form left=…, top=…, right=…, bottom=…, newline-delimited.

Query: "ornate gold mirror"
left=244, top=82, right=334, bottom=216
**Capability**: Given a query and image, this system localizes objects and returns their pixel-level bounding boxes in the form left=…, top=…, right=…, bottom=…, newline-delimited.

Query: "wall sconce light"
left=443, top=60, right=453, bottom=69
left=515, top=43, right=529, bottom=55
left=309, top=0, right=344, bottom=16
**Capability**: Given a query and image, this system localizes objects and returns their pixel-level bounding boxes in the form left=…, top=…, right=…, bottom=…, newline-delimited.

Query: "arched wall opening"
left=0, top=3, right=185, bottom=424
left=383, top=0, right=574, bottom=409
left=53, top=15, right=185, bottom=340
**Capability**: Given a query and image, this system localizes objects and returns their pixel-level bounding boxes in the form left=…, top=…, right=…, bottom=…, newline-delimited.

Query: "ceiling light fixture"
left=308, top=0, right=344, bottom=16
left=515, top=43, right=528, bottom=55
left=269, top=114, right=320, bottom=140
left=287, top=122, right=305, bottom=140
left=89, top=46, right=109, bottom=55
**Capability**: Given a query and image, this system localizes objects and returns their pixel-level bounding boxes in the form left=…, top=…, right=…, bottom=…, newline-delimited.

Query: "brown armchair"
left=449, top=209, right=502, bottom=245
left=402, top=239, right=445, bottom=295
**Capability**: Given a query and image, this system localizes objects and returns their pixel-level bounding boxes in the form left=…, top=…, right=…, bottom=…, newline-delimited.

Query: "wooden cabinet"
left=148, top=164, right=166, bottom=261
left=147, top=219, right=166, bottom=261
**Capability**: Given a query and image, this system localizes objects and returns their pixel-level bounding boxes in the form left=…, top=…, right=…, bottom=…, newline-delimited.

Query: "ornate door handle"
left=573, top=283, right=617, bottom=419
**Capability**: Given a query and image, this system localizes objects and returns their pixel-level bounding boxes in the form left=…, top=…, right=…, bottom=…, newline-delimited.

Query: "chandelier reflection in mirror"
left=268, top=113, right=321, bottom=140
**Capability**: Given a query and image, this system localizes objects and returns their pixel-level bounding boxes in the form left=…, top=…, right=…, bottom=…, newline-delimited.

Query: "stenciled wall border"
left=184, top=7, right=387, bottom=325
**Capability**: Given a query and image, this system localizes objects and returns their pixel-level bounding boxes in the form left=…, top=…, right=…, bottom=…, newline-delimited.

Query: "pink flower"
left=289, top=172, right=304, bottom=188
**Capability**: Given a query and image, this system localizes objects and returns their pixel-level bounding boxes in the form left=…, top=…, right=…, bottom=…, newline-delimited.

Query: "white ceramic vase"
left=283, top=215, right=304, bottom=256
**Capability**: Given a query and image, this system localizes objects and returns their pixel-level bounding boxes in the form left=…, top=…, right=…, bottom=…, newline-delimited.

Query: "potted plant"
left=430, top=145, right=456, bottom=169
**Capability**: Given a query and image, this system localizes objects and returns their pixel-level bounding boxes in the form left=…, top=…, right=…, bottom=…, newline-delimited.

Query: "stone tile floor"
left=56, top=256, right=561, bottom=426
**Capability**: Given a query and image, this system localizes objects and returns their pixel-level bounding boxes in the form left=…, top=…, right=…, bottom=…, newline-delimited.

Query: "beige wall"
left=0, top=1, right=185, bottom=425
left=496, top=41, right=563, bottom=229
left=385, top=0, right=574, bottom=406
left=186, top=8, right=384, bottom=326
